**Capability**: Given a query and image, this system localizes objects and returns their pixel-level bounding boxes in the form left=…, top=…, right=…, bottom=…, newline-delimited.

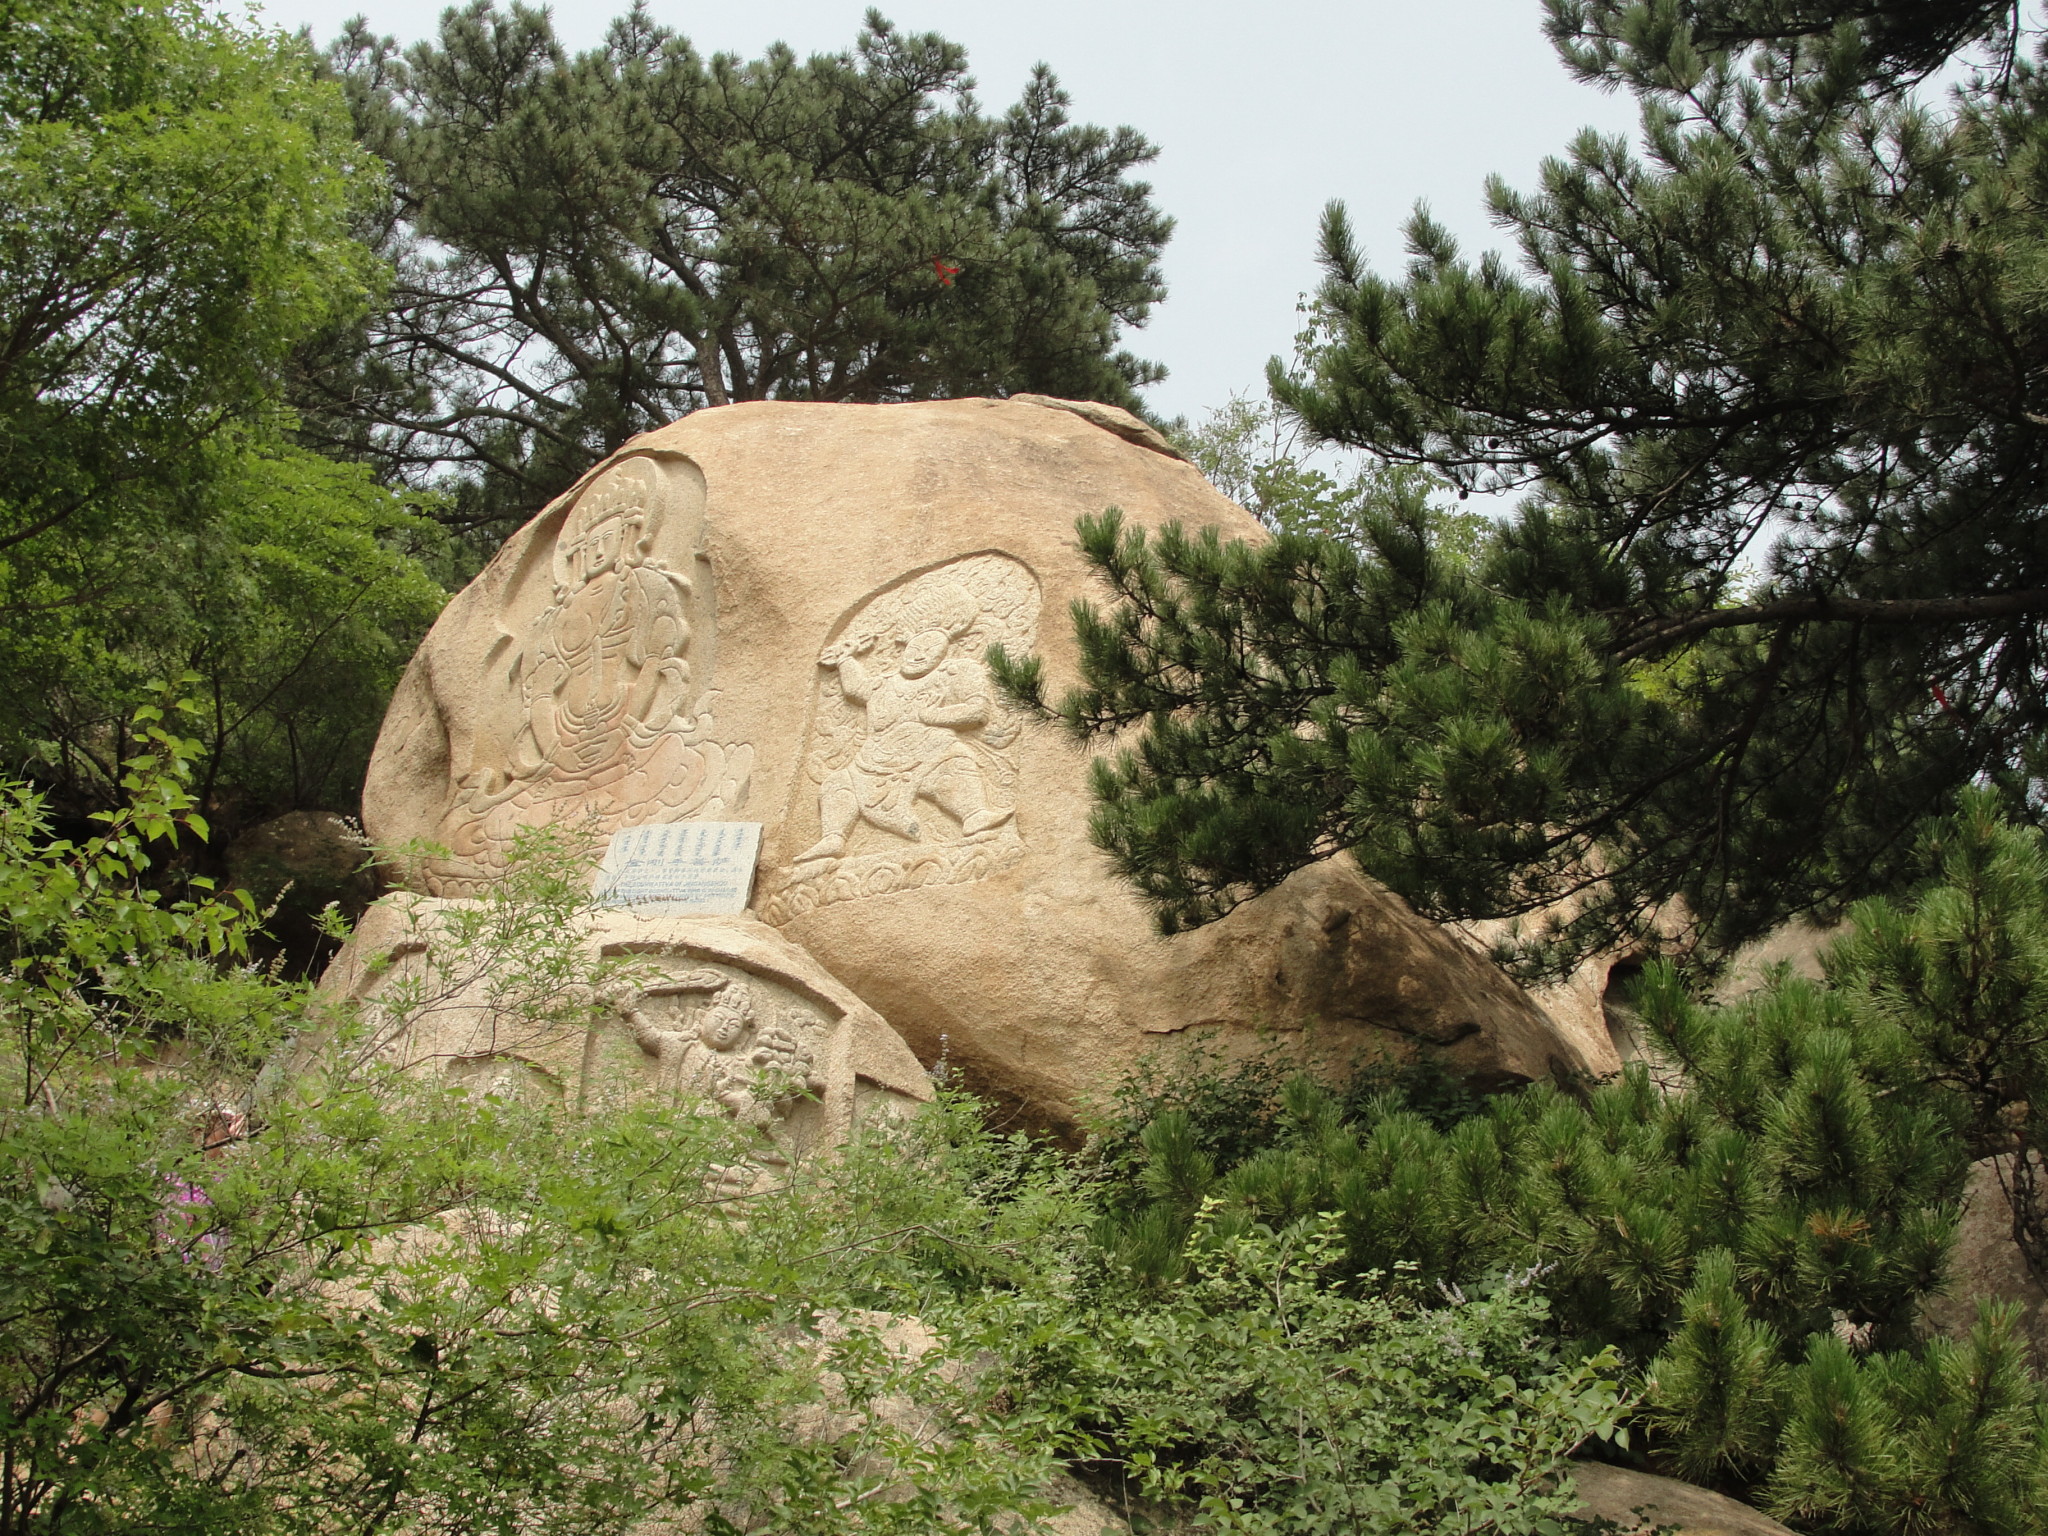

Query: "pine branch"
left=1614, top=589, right=2048, bottom=662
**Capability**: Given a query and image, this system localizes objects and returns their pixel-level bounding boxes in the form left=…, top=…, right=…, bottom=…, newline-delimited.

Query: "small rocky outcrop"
left=1573, top=1463, right=1801, bottom=1536
left=1921, top=1156, right=2048, bottom=1366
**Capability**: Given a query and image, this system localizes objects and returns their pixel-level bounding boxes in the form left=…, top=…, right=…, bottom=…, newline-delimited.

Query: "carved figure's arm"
left=834, top=655, right=874, bottom=703
left=819, top=633, right=878, bottom=700
left=625, top=569, right=689, bottom=668
left=920, top=690, right=989, bottom=729
left=519, top=655, right=569, bottom=766
left=622, top=1007, right=667, bottom=1057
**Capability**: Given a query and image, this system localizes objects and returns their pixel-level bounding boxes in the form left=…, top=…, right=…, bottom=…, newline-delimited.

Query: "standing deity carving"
left=765, top=554, right=1039, bottom=921
left=436, top=457, right=751, bottom=882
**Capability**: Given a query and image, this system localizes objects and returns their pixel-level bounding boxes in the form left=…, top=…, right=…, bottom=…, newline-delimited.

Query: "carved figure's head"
left=696, top=984, right=755, bottom=1051
left=903, top=581, right=979, bottom=640
left=894, top=580, right=980, bottom=678
left=558, top=459, right=664, bottom=589
left=898, top=627, right=950, bottom=678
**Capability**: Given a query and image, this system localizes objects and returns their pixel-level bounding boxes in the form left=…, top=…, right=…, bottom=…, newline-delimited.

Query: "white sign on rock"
left=596, top=822, right=762, bottom=915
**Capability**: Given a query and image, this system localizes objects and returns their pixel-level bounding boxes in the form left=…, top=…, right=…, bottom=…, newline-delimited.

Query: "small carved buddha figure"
left=622, top=974, right=789, bottom=1128
left=693, top=986, right=765, bottom=1123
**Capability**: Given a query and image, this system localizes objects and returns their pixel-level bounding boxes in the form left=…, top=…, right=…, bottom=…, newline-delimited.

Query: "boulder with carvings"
left=354, top=396, right=1605, bottom=1124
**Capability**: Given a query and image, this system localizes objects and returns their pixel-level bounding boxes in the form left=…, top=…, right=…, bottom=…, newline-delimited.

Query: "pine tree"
left=300, top=3, right=1172, bottom=538
left=1077, top=795, right=2048, bottom=1528
left=1644, top=1249, right=1785, bottom=1485
left=996, top=0, right=2048, bottom=966
left=1830, top=789, right=2048, bottom=1273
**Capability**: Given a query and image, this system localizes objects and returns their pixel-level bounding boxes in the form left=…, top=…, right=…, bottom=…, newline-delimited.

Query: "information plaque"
left=594, top=822, right=763, bottom=916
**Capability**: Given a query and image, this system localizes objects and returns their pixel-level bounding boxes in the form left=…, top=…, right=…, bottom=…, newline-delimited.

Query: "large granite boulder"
left=360, top=397, right=1602, bottom=1123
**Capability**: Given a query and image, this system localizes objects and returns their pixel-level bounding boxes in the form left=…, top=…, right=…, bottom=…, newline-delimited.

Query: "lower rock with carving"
left=317, top=896, right=931, bottom=1173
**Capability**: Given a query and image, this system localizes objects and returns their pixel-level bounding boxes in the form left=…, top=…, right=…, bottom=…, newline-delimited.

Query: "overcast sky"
left=253, top=0, right=1641, bottom=426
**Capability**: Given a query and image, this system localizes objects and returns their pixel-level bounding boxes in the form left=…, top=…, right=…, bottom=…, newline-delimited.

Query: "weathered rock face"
left=1713, top=917, right=1836, bottom=1002
left=1457, top=917, right=1627, bottom=1081
left=1920, top=1156, right=2048, bottom=1367
left=320, top=900, right=930, bottom=1168
left=362, top=397, right=1604, bottom=1123
left=1572, top=1463, right=1799, bottom=1536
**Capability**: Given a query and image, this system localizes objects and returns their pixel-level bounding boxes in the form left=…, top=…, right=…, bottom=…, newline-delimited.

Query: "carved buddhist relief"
left=762, top=553, right=1039, bottom=923
left=431, top=455, right=752, bottom=890
left=322, top=897, right=922, bottom=1179
left=348, top=925, right=830, bottom=1146
left=614, top=965, right=827, bottom=1130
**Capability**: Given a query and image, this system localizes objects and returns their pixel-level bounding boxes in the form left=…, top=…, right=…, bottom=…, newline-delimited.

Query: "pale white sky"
left=253, top=0, right=1640, bottom=426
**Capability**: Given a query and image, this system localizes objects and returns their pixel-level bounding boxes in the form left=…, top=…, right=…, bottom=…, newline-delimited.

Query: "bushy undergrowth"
left=14, top=707, right=2048, bottom=1536
left=1084, top=793, right=2048, bottom=1534
left=0, top=711, right=1073, bottom=1535
left=0, top=709, right=1620, bottom=1536
left=1056, top=1217, right=1628, bottom=1535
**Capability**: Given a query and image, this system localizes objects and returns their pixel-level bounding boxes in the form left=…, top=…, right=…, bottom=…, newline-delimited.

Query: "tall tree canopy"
left=0, top=0, right=444, bottom=824
left=302, top=3, right=1173, bottom=535
left=999, top=0, right=2048, bottom=972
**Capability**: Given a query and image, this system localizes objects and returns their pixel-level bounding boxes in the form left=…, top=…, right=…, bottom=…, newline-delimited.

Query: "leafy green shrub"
left=1086, top=1050, right=1486, bottom=1219
left=1061, top=1213, right=1628, bottom=1535
left=0, top=709, right=1078, bottom=1534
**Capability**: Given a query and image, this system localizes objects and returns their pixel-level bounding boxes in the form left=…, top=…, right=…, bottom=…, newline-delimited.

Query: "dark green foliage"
left=1828, top=789, right=2048, bottom=1275
left=1080, top=796, right=2048, bottom=1529
left=1547, top=0, right=2022, bottom=94
left=305, top=3, right=1172, bottom=536
left=13, top=448, right=447, bottom=827
left=1084, top=1047, right=1485, bottom=1218
left=1646, top=1250, right=1785, bottom=1482
left=1012, top=0, right=2048, bottom=969
left=1060, top=1215, right=1631, bottom=1536
left=988, top=496, right=1506, bottom=937
left=1762, top=1309, right=2048, bottom=1532
left=0, top=0, right=446, bottom=829
left=1099, top=1001, right=1960, bottom=1346
left=1090, top=1055, right=2030, bottom=1531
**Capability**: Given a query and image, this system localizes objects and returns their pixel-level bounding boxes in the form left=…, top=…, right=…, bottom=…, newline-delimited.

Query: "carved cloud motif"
left=763, top=553, right=1040, bottom=923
